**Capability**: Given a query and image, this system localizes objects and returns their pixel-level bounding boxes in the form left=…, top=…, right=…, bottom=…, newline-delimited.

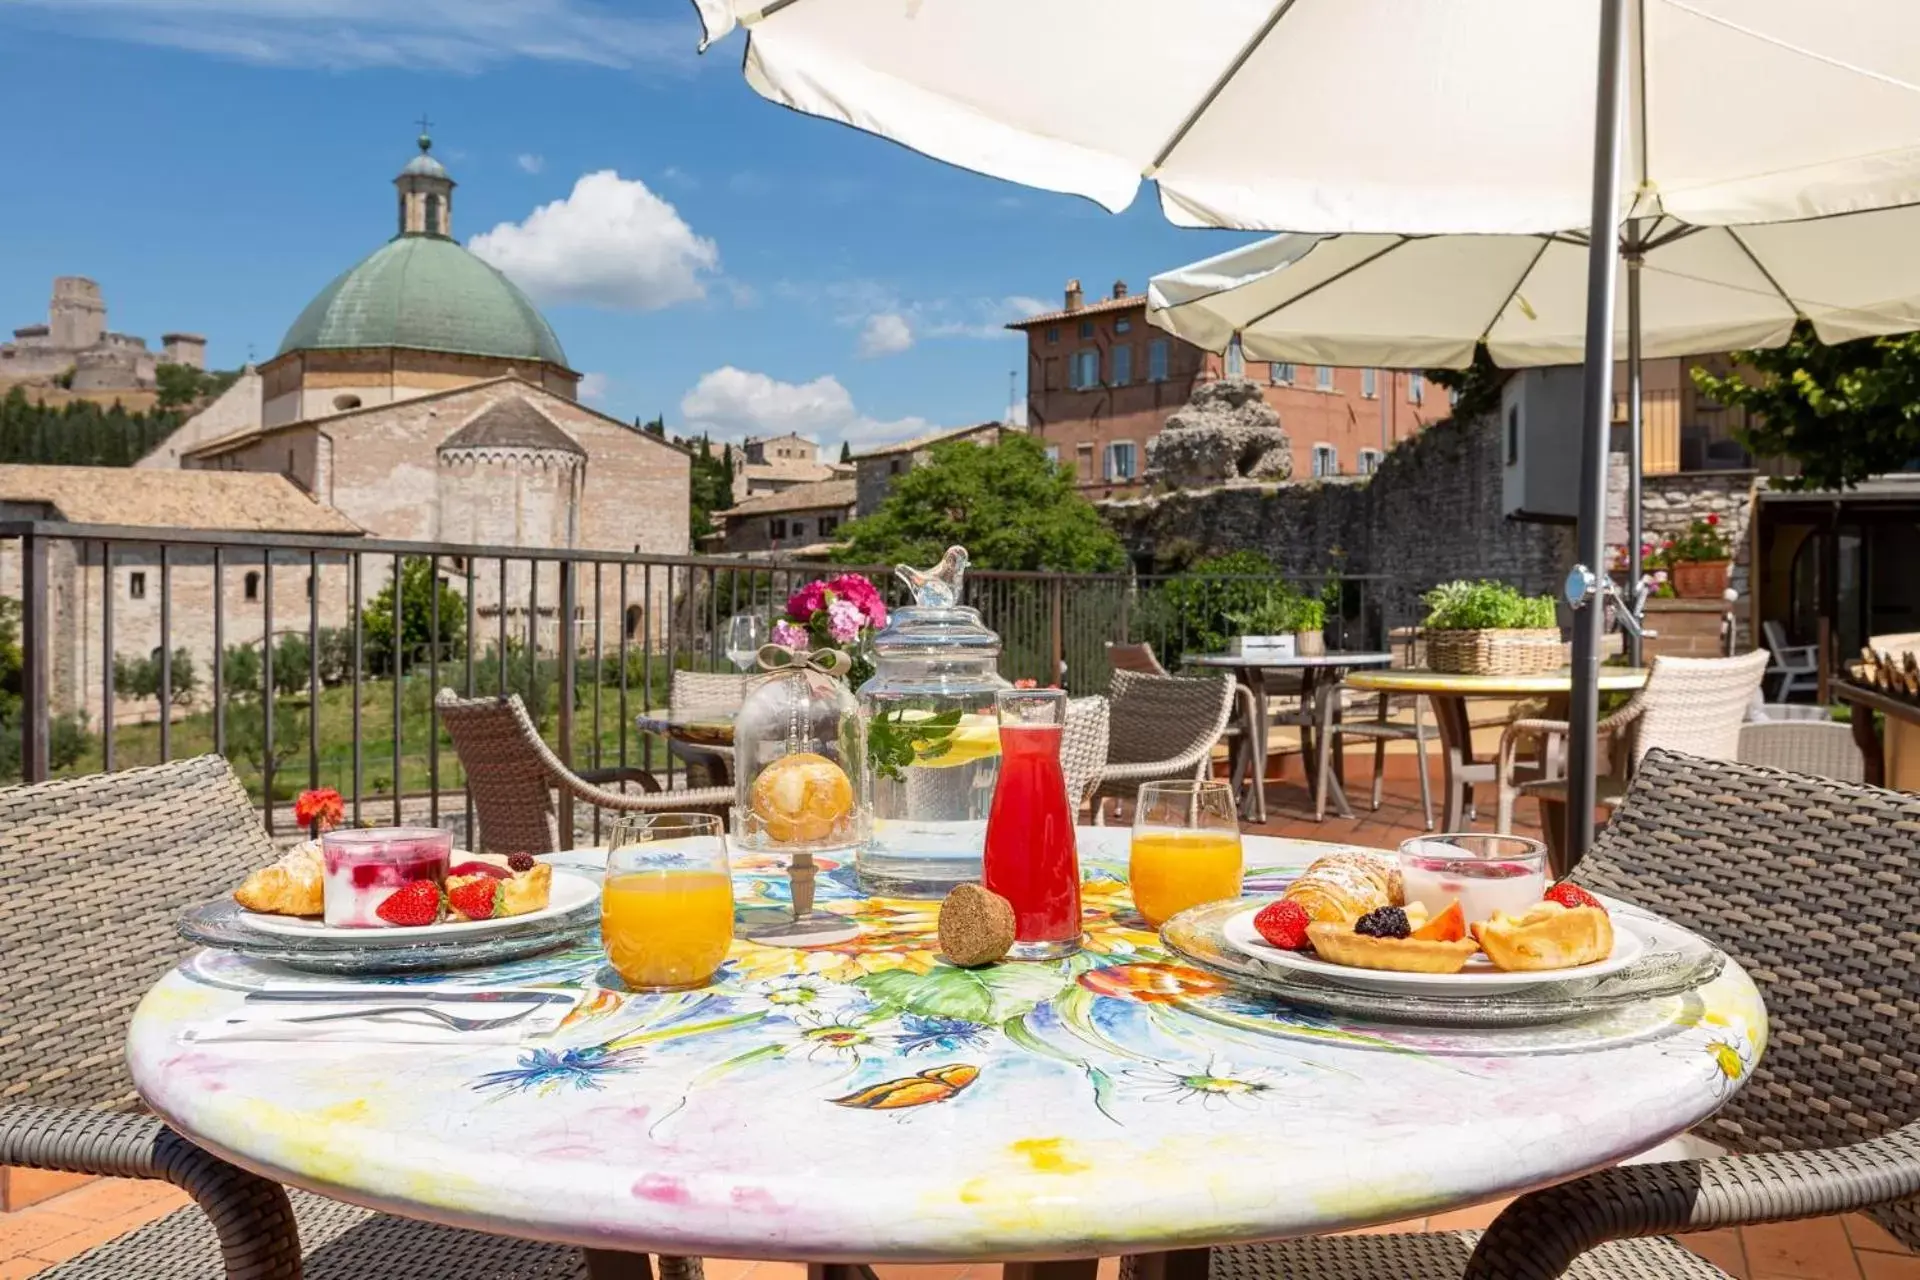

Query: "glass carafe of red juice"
left=982, top=688, right=1081, bottom=959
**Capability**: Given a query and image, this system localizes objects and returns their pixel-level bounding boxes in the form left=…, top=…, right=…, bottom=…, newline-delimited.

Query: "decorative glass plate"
left=1161, top=897, right=1725, bottom=1027
left=178, top=895, right=598, bottom=975
left=1220, top=905, right=1647, bottom=993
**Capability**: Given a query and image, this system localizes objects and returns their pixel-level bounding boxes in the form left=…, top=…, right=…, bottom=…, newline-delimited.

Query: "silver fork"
left=237, top=1004, right=544, bottom=1033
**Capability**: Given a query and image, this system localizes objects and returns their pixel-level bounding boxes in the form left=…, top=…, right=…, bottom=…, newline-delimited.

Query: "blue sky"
left=0, top=0, right=1255, bottom=451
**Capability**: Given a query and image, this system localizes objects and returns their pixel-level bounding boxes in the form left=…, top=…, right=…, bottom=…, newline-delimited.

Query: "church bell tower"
left=395, top=125, right=455, bottom=239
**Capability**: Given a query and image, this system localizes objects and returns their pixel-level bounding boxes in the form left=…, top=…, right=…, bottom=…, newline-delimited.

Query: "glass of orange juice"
left=601, top=813, right=735, bottom=991
left=1129, top=780, right=1243, bottom=928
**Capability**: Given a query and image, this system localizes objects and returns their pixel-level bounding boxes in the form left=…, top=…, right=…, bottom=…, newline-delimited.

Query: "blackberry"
left=1354, top=906, right=1410, bottom=939
left=507, top=853, right=537, bottom=872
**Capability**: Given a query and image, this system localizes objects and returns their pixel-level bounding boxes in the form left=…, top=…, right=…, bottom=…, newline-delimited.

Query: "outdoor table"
left=1830, top=678, right=1920, bottom=790
left=1344, top=667, right=1651, bottom=832
left=635, top=707, right=739, bottom=783
left=129, top=828, right=1761, bottom=1278
left=1184, top=652, right=1393, bottom=822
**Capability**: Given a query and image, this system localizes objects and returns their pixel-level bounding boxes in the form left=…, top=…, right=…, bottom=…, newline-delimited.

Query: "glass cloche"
left=732, top=652, right=867, bottom=855
left=856, top=546, right=1010, bottom=896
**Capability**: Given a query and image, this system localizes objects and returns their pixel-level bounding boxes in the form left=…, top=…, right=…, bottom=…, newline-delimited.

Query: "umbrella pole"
left=1625, top=237, right=1645, bottom=669
left=1563, top=0, right=1630, bottom=876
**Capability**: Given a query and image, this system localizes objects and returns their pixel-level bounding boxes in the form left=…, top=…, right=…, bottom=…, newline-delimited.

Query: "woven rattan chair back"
left=1106, top=670, right=1235, bottom=770
left=437, top=691, right=564, bottom=853
left=1062, top=696, right=1110, bottom=813
left=1737, top=721, right=1866, bottom=782
left=0, top=756, right=273, bottom=1111
left=1582, top=749, right=1920, bottom=1246
left=1618, top=650, right=1769, bottom=770
left=1104, top=642, right=1169, bottom=677
left=670, top=670, right=753, bottom=712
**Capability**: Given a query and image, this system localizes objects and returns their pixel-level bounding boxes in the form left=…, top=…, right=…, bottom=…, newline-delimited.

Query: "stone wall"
left=1103, top=411, right=1575, bottom=629
left=1609, top=462, right=1758, bottom=599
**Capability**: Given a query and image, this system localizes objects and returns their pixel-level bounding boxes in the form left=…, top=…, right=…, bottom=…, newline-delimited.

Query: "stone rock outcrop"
left=1145, top=376, right=1291, bottom=489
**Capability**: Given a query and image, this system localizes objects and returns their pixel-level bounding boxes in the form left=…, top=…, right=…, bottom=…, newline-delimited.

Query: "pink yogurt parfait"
left=1397, top=833, right=1548, bottom=926
left=320, top=828, right=453, bottom=928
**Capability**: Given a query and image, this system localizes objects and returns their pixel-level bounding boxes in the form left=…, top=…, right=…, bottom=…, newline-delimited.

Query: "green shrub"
left=1422, top=580, right=1558, bottom=630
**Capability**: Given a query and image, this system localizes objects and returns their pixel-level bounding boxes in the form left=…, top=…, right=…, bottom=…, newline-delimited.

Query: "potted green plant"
left=1291, top=597, right=1327, bottom=657
left=1225, top=592, right=1300, bottom=658
left=1421, top=580, right=1562, bottom=675
left=1662, top=513, right=1733, bottom=598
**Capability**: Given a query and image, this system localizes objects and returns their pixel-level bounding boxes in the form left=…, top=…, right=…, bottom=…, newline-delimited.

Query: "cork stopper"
left=938, top=883, right=1016, bottom=967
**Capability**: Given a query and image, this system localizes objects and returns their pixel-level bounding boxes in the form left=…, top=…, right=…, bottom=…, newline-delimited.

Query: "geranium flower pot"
left=1671, top=560, right=1731, bottom=599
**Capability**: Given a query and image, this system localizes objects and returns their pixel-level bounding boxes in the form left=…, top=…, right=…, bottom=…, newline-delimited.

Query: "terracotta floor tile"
left=0, top=1169, right=94, bottom=1214
left=1425, top=1198, right=1514, bottom=1232
left=33, top=1176, right=187, bottom=1224
left=0, top=1211, right=94, bottom=1258
left=1337, top=1217, right=1428, bottom=1237
left=873, top=1267, right=972, bottom=1280
left=1682, top=1228, right=1750, bottom=1279
left=1857, top=1254, right=1920, bottom=1280
left=22, top=1218, right=132, bottom=1267
left=1846, top=1216, right=1914, bottom=1257
left=1096, top=1258, right=1120, bottom=1280
left=0, top=1259, right=48, bottom=1280
left=1743, top=1216, right=1864, bottom=1280
left=701, top=1260, right=761, bottom=1280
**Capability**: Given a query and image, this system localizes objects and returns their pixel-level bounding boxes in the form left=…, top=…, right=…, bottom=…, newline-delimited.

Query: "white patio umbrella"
left=692, top=0, right=1920, bottom=236
left=692, top=0, right=1920, bottom=864
left=1146, top=207, right=1920, bottom=665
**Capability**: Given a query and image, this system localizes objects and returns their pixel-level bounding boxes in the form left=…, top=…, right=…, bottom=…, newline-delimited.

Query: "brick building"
left=715, top=478, right=855, bottom=554
left=852, top=422, right=1009, bottom=517
left=1009, top=279, right=1452, bottom=498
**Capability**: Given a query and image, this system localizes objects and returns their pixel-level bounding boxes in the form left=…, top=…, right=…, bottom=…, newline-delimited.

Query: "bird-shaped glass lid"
left=872, top=545, right=1000, bottom=656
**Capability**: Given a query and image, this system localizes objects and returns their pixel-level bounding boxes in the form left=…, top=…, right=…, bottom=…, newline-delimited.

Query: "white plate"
left=1221, top=905, right=1646, bottom=994
left=244, top=867, right=598, bottom=941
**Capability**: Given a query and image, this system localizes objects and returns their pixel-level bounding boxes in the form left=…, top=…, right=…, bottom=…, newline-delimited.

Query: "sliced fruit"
left=1410, top=899, right=1466, bottom=943
left=449, top=860, right=511, bottom=880
left=447, top=877, right=504, bottom=921
left=1544, top=882, right=1605, bottom=912
left=375, top=879, right=442, bottom=927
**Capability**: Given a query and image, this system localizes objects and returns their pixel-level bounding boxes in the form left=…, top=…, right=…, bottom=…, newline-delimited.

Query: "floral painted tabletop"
left=129, top=828, right=1765, bottom=1263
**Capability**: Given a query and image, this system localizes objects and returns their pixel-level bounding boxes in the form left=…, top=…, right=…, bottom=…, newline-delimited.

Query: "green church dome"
left=276, top=235, right=569, bottom=368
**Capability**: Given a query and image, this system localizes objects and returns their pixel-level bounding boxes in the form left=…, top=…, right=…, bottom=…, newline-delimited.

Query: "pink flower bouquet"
left=769, top=571, right=889, bottom=683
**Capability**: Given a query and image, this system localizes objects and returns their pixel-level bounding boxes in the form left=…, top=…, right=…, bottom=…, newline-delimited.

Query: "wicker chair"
left=1090, top=671, right=1236, bottom=824
left=1138, top=749, right=1919, bottom=1279
left=438, top=690, right=733, bottom=853
left=1495, top=650, right=1769, bottom=841
left=1063, top=695, right=1111, bottom=817
left=0, top=756, right=633, bottom=1279
left=1108, top=642, right=1268, bottom=820
left=1737, top=719, right=1865, bottom=782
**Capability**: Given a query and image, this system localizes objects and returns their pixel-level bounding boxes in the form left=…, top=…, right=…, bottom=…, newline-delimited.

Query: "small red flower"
left=294, top=787, right=344, bottom=833
left=1662, top=539, right=1674, bottom=550
left=1705, top=513, right=1720, bottom=526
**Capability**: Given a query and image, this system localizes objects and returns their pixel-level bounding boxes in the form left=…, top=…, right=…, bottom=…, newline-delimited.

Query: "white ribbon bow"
left=757, top=643, right=853, bottom=678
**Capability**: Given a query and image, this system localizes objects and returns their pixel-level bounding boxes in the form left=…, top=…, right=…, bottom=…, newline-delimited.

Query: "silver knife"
left=245, top=989, right=576, bottom=1005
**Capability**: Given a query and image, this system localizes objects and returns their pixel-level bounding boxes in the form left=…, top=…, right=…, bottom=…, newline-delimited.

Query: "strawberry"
left=447, top=877, right=503, bottom=921
left=1544, top=882, right=1605, bottom=912
left=1253, top=899, right=1312, bottom=950
left=375, top=879, right=442, bottom=926
left=449, top=860, right=510, bottom=880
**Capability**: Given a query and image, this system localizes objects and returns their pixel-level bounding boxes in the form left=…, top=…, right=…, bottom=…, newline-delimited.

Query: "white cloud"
left=679, top=366, right=931, bottom=453
left=577, top=372, right=610, bottom=403
left=1004, top=399, right=1028, bottom=427
left=857, top=313, right=914, bottom=358
left=469, top=171, right=719, bottom=310
left=0, top=0, right=687, bottom=72
left=515, top=153, right=545, bottom=174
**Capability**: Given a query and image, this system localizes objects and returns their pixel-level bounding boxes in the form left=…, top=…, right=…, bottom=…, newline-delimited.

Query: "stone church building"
left=4, top=134, right=689, bottom=728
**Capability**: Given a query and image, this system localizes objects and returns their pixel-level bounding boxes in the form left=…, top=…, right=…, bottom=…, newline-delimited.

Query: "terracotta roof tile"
left=718, top=478, right=856, bottom=519
left=1004, top=295, right=1146, bottom=329
left=852, top=422, right=1009, bottom=459
left=0, top=465, right=363, bottom=534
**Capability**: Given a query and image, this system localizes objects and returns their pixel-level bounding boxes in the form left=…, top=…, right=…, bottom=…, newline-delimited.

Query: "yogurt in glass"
left=320, top=828, right=453, bottom=927
left=1397, top=833, right=1548, bottom=925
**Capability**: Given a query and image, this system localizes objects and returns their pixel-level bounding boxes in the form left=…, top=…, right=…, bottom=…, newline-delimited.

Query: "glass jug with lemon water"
left=856, top=547, right=1010, bottom=896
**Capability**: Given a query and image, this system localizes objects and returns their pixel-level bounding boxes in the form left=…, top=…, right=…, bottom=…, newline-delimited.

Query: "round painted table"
left=1344, top=667, right=1651, bottom=832
left=130, top=828, right=1762, bottom=1275
left=1184, top=652, right=1394, bottom=822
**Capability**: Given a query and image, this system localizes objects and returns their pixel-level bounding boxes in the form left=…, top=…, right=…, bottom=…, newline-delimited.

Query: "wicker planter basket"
left=1425, top=628, right=1563, bottom=675
left=1671, top=559, right=1732, bottom=599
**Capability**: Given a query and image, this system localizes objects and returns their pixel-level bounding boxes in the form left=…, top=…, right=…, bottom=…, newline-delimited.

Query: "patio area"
left=3, top=766, right=1912, bottom=1280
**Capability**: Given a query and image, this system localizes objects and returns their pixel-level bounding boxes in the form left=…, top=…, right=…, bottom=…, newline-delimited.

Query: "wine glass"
left=1129, top=780, right=1243, bottom=928
left=725, top=614, right=767, bottom=672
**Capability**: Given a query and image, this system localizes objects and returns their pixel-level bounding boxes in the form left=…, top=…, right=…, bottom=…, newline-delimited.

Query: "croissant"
left=1283, top=852, right=1401, bottom=925
left=234, top=842, right=324, bottom=917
